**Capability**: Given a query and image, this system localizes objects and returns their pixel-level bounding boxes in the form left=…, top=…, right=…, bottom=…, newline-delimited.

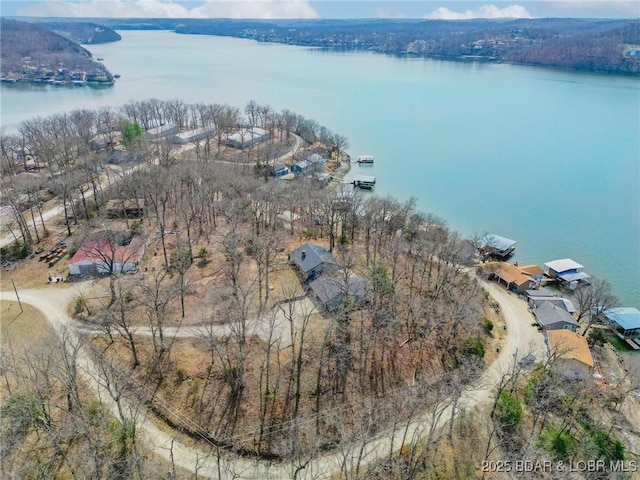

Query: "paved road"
left=0, top=278, right=545, bottom=479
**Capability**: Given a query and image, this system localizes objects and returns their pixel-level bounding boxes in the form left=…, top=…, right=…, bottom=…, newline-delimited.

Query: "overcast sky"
left=1, top=0, right=638, bottom=20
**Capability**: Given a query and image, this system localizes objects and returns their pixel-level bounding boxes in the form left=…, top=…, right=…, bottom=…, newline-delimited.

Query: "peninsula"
left=0, top=18, right=115, bottom=86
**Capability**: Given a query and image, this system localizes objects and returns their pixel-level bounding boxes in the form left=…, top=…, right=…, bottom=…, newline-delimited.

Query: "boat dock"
left=356, top=155, right=374, bottom=164
left=353, top=175, right=376, bottom=189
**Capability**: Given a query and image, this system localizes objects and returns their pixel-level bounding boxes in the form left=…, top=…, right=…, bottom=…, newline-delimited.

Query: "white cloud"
left=193, top=0, right=317, bottom=19
left=16, top=0, right=319, bottom=19
left=425, top=4, right=533, bottom=20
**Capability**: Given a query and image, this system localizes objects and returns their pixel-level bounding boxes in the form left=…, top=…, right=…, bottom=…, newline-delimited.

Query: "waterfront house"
left=603, top=307, right=640, bottom=340
left=533, top=301, right=579, bottom=331
left=525, top=288, right=555, bottom=304
left=289, top=243, right=339, bottom=281
left=68, top=234, right=147, bottom=276
left=309, top=274, right=369, bottom=311
left=546, top=330, right=594, bottom=380
left=486, top=262, right=536, bottom=294
left=173, top=125, right=216, bottom=145
left=544, top=258, right=591, bottom=290
left=226, top=127, right=270, bottom=149
left=530, top=297, right=577, bottom=315
left=479, top=233, right=517, bottom=258
left=146, top=123, right=179, bottom=140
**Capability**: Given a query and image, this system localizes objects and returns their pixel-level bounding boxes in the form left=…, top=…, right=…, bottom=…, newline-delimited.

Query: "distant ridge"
left=0, top=18, right=114, bottom=85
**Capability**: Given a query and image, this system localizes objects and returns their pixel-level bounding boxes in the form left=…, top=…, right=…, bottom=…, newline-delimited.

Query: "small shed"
left=268, top=163, right=289, bottom=178
left=290, top=159, right=311, bottom=174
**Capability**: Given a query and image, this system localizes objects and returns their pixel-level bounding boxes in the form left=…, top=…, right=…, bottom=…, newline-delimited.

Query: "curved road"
left=1, top=279, right=545, bottom=479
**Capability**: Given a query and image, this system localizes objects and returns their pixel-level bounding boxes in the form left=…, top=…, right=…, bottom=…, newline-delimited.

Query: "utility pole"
left=11, top=279, right=23, bottom=313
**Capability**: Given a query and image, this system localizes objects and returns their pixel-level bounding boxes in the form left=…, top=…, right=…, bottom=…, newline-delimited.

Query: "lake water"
left=1, top=30, right=638, bottom=306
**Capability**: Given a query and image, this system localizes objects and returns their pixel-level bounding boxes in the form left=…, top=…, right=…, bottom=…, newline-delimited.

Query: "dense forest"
left=0, top=19, right=114, bottom=83
left=95, top=17, right=640, bottom=75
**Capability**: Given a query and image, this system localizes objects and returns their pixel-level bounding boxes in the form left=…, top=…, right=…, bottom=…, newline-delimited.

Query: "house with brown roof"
left=546, top=330, right=594, bottom=380
left=484, top=262, right=537, bottom=294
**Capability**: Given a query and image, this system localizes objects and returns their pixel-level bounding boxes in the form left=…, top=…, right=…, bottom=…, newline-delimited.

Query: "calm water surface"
left=1, top=30, right=638, bottom=305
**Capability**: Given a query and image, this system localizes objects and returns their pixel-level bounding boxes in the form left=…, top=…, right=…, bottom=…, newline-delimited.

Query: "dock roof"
left=481, top=233, right=517, bottom=252
left=604, top=307, right=640, bottom=330
left=353, top=175, right=376, bottom=183
left=544, top=259, right=584, bottom=273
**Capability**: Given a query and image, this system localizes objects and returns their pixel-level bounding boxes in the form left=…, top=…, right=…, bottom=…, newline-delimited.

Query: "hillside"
left=39, top=21, right=121, bottom=44
left=98, top=17, right=640, bottom=76
left=0, top=18, right=114, bottom=85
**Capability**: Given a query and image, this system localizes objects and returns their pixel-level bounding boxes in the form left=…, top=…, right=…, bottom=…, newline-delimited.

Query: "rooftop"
left=604, top=307, right=640, bottom=330
left=534, top=301, right=578, bottom=328
left=290, top=243, right=338, bottom=274
left=69, top=234, right=146, bottom=265
left=525, top=288, right=554, bottom=298
left=481, top=233, right=517, bottom=252
left=544, top=258, right=584, bottom=273
left=546, top=330, right=594, bottom=368
left=490, top=262, right=534, bottom=286
left=309, top=275, right=368, bottom=306
left=353, top=175, right=376, bottom=183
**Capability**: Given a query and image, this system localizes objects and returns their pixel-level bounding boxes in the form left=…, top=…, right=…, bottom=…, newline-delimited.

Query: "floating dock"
left=353, top=175, right=376, bottom=189
left=357, top=155, right=374, bottom=164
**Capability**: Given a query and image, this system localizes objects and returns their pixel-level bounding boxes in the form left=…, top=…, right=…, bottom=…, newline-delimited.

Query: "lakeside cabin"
left=145, top=123, right=179, bottom=140
left=603, top=307, right=640, bottom=341
left=226, top=127, right=270, bottom=149
left=173, top=125, right=216, bottom=145
left=357, top=155, right=374, bottom=164
left=480, top=233, right=517, bottom=258
left=353, top=175, right=376, bottom=189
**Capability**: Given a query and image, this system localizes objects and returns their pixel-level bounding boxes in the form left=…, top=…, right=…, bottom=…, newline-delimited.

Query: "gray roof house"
left=534, top=301, right=579, bottom=331
left=145, top=123, right=179, bottom=140
left=309, top=275, right=369, bottom=311
left=289, top=243, right=339, bottom=281
left=530, top=297, right=577, bottom=314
